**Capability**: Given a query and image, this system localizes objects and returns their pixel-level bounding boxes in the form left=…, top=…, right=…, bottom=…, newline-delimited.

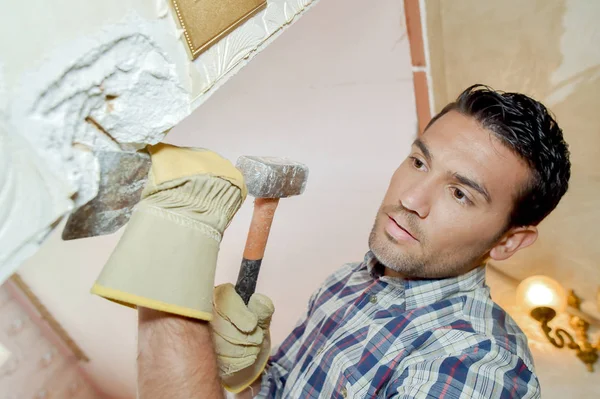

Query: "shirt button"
left=341, top=387, right=348, bottom=398
left=369, top=295, right=378, bottom=304
left=317, top=347, right=323, bottom=355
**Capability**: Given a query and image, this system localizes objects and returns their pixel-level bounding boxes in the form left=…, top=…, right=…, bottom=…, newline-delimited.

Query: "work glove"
left=91, top=143, right=247, bottom=321
left=212, top=283, right=274, bottom=393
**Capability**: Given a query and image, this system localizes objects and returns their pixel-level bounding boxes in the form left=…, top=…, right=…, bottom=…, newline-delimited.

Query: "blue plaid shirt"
left=257, top=252, right=540, bottom=398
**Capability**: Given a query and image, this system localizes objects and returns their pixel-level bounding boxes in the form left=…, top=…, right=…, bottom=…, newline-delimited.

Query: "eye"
left=452, top=188, right=473, bottom=205
left=410, top=157, right=426, bottom=170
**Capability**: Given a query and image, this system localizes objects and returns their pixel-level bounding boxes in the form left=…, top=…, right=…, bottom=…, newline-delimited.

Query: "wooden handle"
left=242, top=198, right=280, bottom=260
left=235, top=198, right=280, bottom=304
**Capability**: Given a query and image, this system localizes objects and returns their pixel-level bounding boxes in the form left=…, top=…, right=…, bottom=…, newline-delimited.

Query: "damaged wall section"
left=2, top=15, right=190, bottom=282
left=1, top=0, right=322, bottom=286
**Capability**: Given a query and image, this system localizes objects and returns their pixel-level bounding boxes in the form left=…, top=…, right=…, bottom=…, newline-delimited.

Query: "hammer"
left=234, top=156, right=309, bottom=304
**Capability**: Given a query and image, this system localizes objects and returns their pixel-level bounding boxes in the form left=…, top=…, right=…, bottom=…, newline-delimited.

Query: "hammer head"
left=236, top=156, right=309, bottom=198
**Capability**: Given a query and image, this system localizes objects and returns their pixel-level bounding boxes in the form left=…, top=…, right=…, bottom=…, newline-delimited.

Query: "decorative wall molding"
left=1, top=0, right=320, bottom=284
left=189, top=0, right=320, bottom=106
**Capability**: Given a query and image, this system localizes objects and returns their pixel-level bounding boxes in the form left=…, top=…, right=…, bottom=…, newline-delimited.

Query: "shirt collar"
left=364, top=251, right=487, bottom=310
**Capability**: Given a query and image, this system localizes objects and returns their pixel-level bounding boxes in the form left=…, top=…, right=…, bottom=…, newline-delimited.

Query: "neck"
left=383, top=266, right=406, bottom=279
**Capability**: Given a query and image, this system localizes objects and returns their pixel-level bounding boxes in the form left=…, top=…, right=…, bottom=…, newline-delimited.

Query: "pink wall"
left=17, top=0, right=416, bottom=396
left=166, top=0, right=416, bottom=346
left=0, top=282, right=102, bottom=398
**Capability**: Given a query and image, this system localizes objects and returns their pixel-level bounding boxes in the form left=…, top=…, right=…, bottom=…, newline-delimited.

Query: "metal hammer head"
left=236, top=156, right=309, bottom=198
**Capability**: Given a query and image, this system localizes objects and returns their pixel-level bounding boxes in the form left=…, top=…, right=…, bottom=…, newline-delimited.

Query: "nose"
left=399, top=178, right=432, bottom=218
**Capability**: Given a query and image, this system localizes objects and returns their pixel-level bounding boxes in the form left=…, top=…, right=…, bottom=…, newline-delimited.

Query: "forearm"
left=137, top=307, right=224, bottom=399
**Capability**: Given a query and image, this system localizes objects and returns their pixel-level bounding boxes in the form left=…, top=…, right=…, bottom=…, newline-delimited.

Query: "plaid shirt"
left=257, top=252, right=540, bottom=398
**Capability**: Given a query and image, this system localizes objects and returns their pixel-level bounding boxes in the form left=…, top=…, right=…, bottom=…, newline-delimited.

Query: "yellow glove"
left=91, top=144, right=247, bottom=321
left=212, top=283, right=274, bottom=393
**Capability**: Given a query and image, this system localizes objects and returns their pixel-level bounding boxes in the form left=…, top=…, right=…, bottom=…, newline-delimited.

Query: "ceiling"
left=426, top=0, right=600, bottom=314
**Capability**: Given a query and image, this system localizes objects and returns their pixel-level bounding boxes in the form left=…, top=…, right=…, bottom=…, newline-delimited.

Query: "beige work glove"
left=212, top=283, right=274, bottom=393
left=91, top=143, right=247, bottom=321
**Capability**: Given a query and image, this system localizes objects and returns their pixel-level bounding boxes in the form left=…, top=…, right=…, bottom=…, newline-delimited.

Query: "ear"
left=489, top=226, right=538, bottom=261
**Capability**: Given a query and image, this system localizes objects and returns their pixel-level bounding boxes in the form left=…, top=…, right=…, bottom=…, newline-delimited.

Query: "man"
left=92, top=85, right=570, bottom=398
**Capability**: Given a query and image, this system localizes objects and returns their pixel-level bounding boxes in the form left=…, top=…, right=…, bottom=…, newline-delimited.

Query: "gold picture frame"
left=170, top=0, right=268, bottom=60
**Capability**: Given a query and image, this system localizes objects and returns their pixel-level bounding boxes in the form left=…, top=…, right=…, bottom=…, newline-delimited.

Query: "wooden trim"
left=413, top=71, right=432, bottom=134
left=423, top=0, right=448, bottom=113
left=404, top=0, right=426, bottom=67
left=405, top=0, right=433, bottom=133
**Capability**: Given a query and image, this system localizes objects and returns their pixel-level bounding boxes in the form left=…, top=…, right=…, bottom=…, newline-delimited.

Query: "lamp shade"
left=516, top=275, right=567, bottom=314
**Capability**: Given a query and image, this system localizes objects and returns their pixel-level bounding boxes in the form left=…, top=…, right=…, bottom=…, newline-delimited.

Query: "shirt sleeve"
left=387, top=341, right=541, bottom=399
left=255, top=286, right=322, bottom=398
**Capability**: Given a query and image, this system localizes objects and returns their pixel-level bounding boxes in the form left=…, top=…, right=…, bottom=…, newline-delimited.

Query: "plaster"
left=547, top=0, right=600, bottom=105
left=1, top=14, right=190, bottom=283
left=0, top=70, right=74, bottom=283
left=1, top=0, right=320, bottom=285
left=13, top=15, right=189, bottom=205
left=189, top=0, right=321, bottom=107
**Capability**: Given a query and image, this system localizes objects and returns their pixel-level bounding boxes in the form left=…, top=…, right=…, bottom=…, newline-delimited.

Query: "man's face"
left=369, top=110, right=532, bottom=278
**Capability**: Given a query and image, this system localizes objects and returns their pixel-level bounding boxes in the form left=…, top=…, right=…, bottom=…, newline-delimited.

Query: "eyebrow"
left=413, top=138, right=432, bottom=163
left=412, top=138, right=491, bottom=203
left=452, top=173, right=492, bottom=203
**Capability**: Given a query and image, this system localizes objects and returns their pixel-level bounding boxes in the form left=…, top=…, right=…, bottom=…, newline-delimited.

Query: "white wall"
left=17, top=0, right=415, bottom=397
left=0, top=0, right=319, bottom=285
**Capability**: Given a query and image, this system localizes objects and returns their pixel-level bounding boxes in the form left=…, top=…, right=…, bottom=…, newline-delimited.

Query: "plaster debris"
left=1, top=14, right=190, bottom=283
left=13, top=15, right=190, bottom=207
left=0, top=70, right=74, bottom=282
left=2, top=1, right=320, bottom=284
left=156, top=0, right=170, bottom=19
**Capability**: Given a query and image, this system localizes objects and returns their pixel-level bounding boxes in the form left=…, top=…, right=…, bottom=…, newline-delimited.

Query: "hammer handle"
left=235, top=198, right=280, bottom=304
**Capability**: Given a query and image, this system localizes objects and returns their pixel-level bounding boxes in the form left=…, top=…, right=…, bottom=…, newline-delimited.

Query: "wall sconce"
left=516, top=276, right=599, bottom=372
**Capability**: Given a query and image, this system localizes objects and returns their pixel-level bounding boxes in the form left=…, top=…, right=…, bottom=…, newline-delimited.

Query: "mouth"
left=385, top=214, right=418, bottom=242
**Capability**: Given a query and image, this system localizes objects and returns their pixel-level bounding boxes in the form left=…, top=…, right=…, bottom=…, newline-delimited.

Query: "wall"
left=423, top=0, right=600, bottom=397
left=0, top=283, right=102, bottom=398
left=16, top=0, right=415, bottom=396
left=0, top=0, right=320, bottom=285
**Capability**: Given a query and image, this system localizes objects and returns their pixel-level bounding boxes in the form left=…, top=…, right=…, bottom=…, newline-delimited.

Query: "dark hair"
left=425, top=84, right=571, bottom=228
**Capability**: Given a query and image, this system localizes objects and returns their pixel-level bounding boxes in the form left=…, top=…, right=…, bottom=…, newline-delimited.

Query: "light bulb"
left=516, top=275, right=567, bottom=314
left=525, top=283, right=555, bottom=306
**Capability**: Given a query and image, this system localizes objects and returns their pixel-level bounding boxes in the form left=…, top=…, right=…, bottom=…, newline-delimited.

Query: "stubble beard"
left=368, top=206, right=497, bottom=279
left=368, top=222, right=425, bottom=277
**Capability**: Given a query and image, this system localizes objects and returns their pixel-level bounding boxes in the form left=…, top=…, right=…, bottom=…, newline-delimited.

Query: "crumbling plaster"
left=0, top=0, right=320, bottom=283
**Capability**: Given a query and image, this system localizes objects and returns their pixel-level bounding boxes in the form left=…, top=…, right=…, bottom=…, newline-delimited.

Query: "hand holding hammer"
left=210, top=156, right=309, bottom=393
